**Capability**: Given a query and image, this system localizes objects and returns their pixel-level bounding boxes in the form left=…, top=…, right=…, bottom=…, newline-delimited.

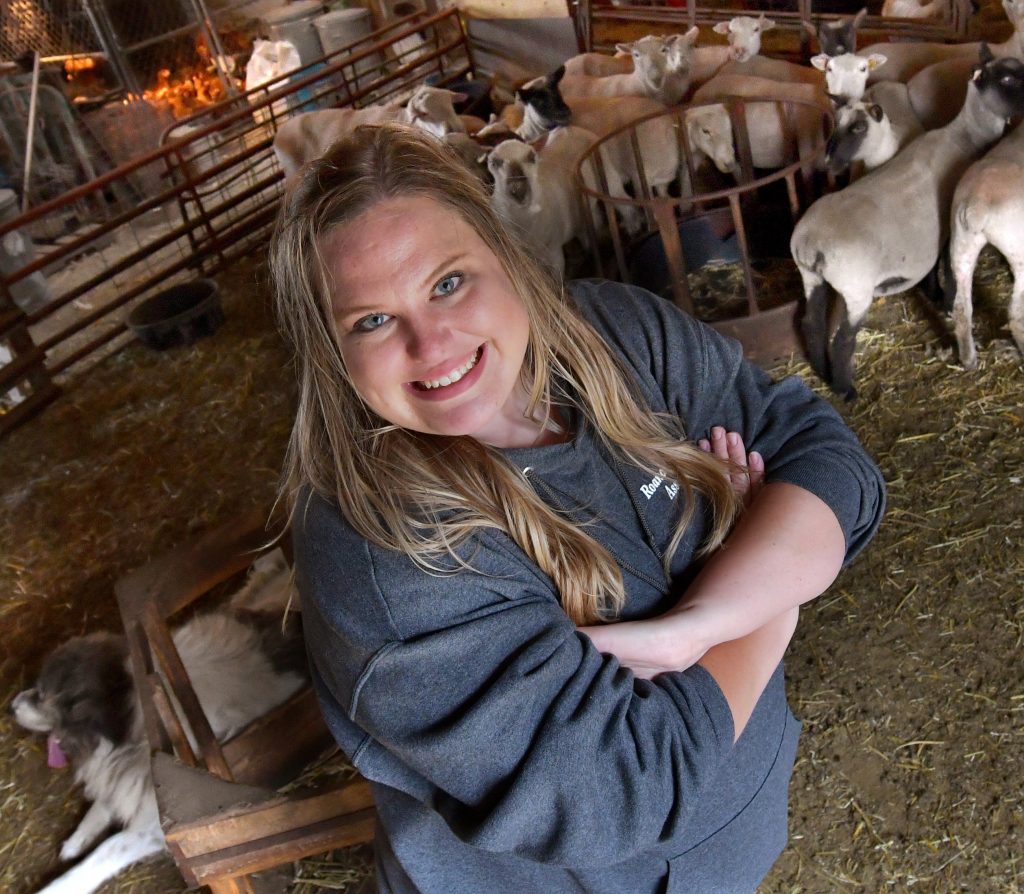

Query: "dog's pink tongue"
left=47, top=733, right=68, bottom=769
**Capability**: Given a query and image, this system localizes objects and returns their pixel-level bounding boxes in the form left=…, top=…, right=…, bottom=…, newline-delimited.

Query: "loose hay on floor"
left=2, top=242, right=1023, bottom=892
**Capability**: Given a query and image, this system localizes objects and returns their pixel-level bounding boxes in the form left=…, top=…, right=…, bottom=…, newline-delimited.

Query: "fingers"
left=697, top=426, right=765, bottom=504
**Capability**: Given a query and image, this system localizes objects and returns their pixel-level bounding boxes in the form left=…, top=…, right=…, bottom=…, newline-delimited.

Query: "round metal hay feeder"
left=127, top=278, right=224, bottom=351
left=576, top=95, right=834, bottom=365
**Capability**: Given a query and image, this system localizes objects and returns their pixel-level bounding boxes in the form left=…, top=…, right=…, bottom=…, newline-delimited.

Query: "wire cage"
left=576, top=93, right=834, bottom=364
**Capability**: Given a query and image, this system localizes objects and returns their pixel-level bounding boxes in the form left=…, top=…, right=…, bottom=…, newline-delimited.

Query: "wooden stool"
left=115, top=507, right=375, bottom=894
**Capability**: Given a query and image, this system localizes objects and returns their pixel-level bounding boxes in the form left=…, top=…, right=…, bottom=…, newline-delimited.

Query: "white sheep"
left=512, top=69, right=680, bottom=198
left=692, top=74, right=831, bottom=171
left=811, top=51, right=888, bottom=104
left=486, top=126, right=631, bottom=275
left=560, top=35, right=692, bottom=106
left=714, top=16, right=826, bottom=90
left=790, top=49, right=1024, bottom=399
left=272, top=85, right=466, bottom=178
left=684, top=16, right=770, bottom=90
left=861, top=0, right=1024, bottom=84
left=825, top=83, right=925, bottom=173
left=947, top=120, right=1024, bottom=368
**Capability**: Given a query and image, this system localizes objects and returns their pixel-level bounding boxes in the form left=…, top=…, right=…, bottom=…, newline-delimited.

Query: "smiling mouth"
left=412, top=347, right=483, bottom=391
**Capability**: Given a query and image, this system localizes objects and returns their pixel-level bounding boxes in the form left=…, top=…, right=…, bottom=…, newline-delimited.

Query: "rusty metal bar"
left=728, top=192, right=759, bottom=318
left=652, top=200, right=693, bottom=316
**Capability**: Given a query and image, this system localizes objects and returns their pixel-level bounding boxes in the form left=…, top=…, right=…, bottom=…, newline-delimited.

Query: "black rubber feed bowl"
left=127, top=279, right=224, bottom=351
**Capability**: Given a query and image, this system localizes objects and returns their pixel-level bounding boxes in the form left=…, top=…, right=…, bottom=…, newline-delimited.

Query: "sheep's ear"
left=827, top=91, right=847, bottom=106
left=978, top=42, right=993, bottom=64
left=761, top=16, right=777, bottom=30
left=549, top=65, right=566, bottom=85
left=477, top=150, right=491, bottom=165
left=451, top=91, right=468, bottom=103
left=867, top=53, right=887, bottom=70
left=868, top=103, right=884, bottom=122
left=713, top=21, right=730, bottom=34
left=615, top=42, right=633, bottom=54
left=684, top=25, right=700, bottom=44
left=802, top=19, right=817, bottom=37
left=811, top=54, right=829, bottom=71
left=853, top=7, right=868, bottom=26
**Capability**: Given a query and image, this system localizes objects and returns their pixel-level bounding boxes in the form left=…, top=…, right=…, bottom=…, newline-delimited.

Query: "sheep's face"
left=686, top=105, right=736, bottom=173
left=488, top=141, right=538, bottom=207
left=714, top=15, right=774, bottom=63
left=517, top=66, right=572, bottom=130
left=407, top=86, right=465, bottom=138
left=617, top=36, right=670, bottom=88
left=812, top=52, right=886, bottom=104
left=825, top=102, right=884, bottom=173
left=322, top=196, right=533, bottom=447
left=974, top=55, right=1024, bottom=119
left=665, top=27, right=699, bottom=76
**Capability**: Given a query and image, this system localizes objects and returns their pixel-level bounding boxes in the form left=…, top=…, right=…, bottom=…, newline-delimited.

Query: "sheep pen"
left=1, top=242, right=1022, bottom=892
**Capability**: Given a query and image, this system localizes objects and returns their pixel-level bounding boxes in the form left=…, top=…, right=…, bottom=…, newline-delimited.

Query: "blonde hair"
left=270, top=123, right=739, bottom=625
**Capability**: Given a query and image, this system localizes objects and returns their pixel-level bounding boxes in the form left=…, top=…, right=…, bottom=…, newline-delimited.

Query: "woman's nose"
left=405, top=317, right=450, bottom=361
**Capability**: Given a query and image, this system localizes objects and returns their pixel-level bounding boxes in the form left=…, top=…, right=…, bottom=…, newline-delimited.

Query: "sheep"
left=692, top=74, right=831, bottom=171
left=559, top=34, right=693, bottom=106
left=802, top=8, right=868, bottom=57
left=946, top=120, right=1024, bottom=368
left=683, top=15, right=770, bottom=90
left=882, top=0, right=950, bottom=18
left=714, top=16, right=827, bottom=90
left=790, top=49, right=1024, bottom=400
left=272, top=85, right=466, bottom=178
left=825, top=82, right=925, bottom=173
left=515, top=67, right=681, bottom=198
left=811, top=51, right=888, bottom=104
left=563, top=49, right=635, bottom=79
left=861, top=0, right=1024, bottom=83
left=905, top=55, right=977, bottom=129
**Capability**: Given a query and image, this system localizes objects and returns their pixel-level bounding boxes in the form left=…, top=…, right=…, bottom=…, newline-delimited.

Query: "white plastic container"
left=313, top=7, right=383, bottom=91
left=0, top=189, right=51, bottom=314
left=263, top=1, right=327, bottom=68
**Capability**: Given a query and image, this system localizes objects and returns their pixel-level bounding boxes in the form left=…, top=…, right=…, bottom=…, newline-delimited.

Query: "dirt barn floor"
left=2, top=239, right=1023, bottom=893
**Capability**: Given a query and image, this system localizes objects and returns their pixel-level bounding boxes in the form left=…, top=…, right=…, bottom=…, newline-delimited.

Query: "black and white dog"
left=10, top=550, right=306, bottom=894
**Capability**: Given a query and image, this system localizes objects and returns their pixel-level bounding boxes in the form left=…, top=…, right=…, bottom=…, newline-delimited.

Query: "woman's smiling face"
left=324, top=195, right=537, bottom=448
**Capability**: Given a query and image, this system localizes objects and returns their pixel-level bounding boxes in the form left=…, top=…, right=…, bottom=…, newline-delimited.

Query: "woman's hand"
left=697, top=426, right=764, bottom=506
left=578, top=428, right=767, bottom=678
left=578, top=607, right=713, bottom=679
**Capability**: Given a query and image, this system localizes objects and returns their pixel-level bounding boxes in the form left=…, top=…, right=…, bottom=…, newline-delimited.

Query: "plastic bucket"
left=127, top=279, right=224, bottom=350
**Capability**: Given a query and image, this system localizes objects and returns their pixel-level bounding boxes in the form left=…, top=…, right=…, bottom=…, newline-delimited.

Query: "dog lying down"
left=10, top=548, right=306, bottom=894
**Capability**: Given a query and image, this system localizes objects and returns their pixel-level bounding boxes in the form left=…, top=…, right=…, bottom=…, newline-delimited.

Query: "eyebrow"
left=334, top=252, right=468, bottom=321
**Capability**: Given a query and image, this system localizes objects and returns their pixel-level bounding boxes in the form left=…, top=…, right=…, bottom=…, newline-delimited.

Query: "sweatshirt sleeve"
left=296, top=496, right=735, bottom=869
left=573, top=280, right=886, bottom=562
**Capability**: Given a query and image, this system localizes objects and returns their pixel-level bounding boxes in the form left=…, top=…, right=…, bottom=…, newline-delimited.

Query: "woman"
left=271, top=123, right=885, bottom=893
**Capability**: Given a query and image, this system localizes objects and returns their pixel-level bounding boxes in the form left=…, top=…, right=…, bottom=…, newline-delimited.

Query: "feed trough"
left=576, top=96, right=834, bottom=365
left=127, top=279, right=224, bottom=351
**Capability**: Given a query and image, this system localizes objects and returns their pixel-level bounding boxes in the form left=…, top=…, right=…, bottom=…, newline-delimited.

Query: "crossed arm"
left=580, top=427, right=847, bottom=739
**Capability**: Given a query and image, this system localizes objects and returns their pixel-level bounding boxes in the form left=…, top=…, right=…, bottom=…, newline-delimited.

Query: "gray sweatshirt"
left=296, top=280, right=886, bottom=894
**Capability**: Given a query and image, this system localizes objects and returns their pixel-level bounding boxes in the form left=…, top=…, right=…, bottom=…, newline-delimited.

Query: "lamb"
left=861, top=0, right=1024, bottom=83
left=825, top=83, right=925, bottom=173
left=715, top=16, right=826, bottom=90
left=692, top=74, right=831, bottom=171
left=946, top=120, right=1024, bottom=368
left=515, top=67, right=680, bottom=197
left=811, top=51, right=888, bottom=104
left=802, top=8, right=868, bottom=57
left=486, top=126, right=629, bottom=275
left=560, top=34, right=693, bottom=106
left=272, top=85, right=466, bottom=178
left=790, top=49, right=1024, bottom=399
left=683, top=15, right=769, bottom=90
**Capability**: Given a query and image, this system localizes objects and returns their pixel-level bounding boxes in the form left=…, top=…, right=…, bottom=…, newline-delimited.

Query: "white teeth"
left=419, top=350, right=479, bottom=390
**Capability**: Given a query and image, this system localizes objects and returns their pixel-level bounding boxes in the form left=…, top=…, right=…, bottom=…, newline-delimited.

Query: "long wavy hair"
left=270, top=123, right=739, bottom=625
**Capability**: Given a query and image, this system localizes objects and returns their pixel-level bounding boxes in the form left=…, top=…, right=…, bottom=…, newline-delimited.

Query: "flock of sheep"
left=272, top=1, right=1024, bottom=399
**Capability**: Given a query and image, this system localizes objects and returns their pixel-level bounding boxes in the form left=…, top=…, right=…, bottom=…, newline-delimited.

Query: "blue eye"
left=355, top=312, right=391, bottom=333
left=432, top=273, right=464, bottom=297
